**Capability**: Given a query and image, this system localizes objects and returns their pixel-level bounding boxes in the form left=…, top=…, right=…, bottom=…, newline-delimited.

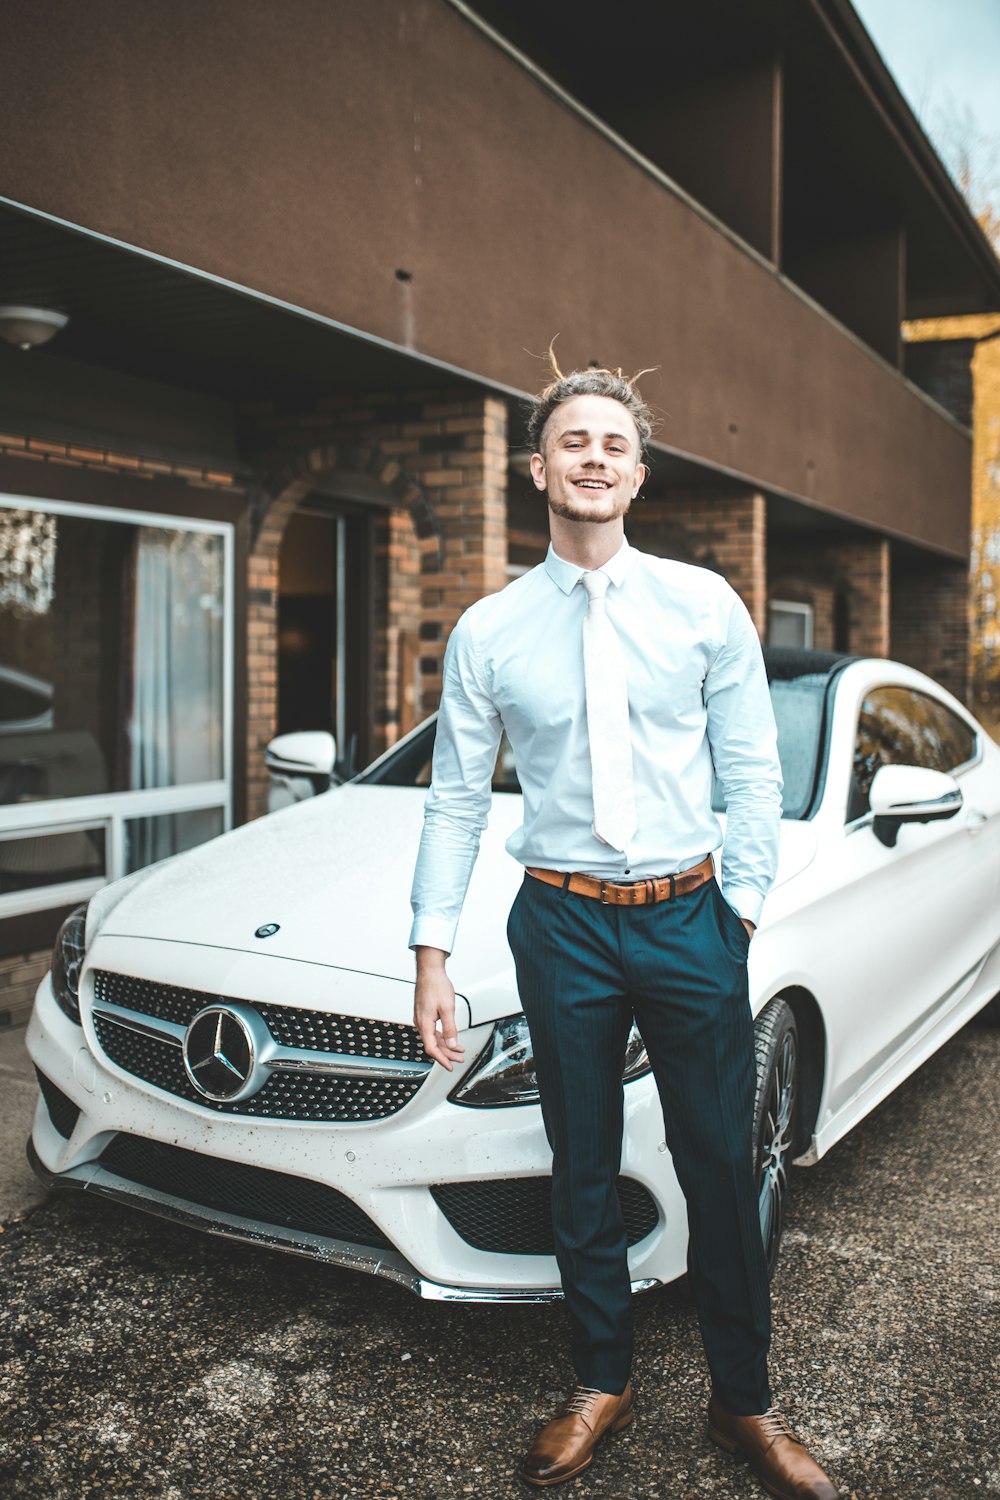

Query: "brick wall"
left=768, top=577, right=836, bottom=650
left=767, top=536, right=834, bottom=649
left=242, top=389, right=508, bottom=820
left=0, top=949, right=49, bottom=1028
left=768, top=534, right=890, bottom=656
left=629, top=489, right=768, bottom=633
left=891, top=557, right=970, bottom=703
left=0, top=431, right=238, bottom=491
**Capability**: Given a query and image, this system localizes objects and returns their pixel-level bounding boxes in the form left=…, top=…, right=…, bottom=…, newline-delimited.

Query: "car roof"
left=761, top=646, right=858, bottom=684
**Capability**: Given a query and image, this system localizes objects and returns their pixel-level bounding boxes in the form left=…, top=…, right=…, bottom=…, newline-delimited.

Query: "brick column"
left=828, top=537, right=890, bottom=657
left=414, top=395, right=508, bottom=718
left=630, top=489, right=767, bottom=634
left=891, top=556, right=970, bottom=704
left=245, top=537, right=284, bottom=823
left=374, top=506, right=422, bottom=749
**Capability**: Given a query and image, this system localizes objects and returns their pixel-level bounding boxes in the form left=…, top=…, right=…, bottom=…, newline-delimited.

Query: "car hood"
left=88, top=789, right=816, bottom=1026
left=87, top=786, right=526, bottom=1005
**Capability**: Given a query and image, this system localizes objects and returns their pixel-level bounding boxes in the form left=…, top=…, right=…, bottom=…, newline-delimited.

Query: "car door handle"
left=965, top=809, right=988, bottom=832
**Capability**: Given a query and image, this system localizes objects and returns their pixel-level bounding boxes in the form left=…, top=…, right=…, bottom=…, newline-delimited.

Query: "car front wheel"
left=752, top=998, right=798, bottom=1280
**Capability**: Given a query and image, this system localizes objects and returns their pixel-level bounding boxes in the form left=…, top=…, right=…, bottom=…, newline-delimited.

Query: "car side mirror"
left=265, top=731, right=337, bottom=812
left=869, top=764, right=963, bottom=848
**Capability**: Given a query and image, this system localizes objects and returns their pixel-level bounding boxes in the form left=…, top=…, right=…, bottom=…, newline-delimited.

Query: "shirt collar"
left=544, top=537, right=634, bottom=597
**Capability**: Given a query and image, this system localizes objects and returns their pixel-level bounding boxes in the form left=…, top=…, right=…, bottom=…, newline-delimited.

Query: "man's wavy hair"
left=527, top=349, right=657, bottom=460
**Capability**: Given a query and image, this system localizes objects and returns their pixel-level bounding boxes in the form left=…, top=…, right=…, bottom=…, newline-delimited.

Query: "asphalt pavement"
left=1, top=1018, right=997, bottom=1500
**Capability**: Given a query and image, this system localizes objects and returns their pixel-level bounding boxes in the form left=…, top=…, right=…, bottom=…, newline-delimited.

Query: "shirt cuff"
left=408, top=915, right=457, bottom=954
left=721, top=885, right=764, bottom=928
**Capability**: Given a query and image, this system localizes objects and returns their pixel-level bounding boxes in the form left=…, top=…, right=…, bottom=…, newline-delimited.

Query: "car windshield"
left=745, top=673, right=829, bottom=820
left=359, top=654, right=837, bottom=820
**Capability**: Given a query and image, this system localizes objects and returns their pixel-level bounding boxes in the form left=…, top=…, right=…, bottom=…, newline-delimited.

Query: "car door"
left=821, top=683, right=992, bottom=1118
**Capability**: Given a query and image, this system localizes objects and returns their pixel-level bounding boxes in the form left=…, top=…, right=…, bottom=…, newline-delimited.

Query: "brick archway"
left=245, top=441, right=439, bottom=819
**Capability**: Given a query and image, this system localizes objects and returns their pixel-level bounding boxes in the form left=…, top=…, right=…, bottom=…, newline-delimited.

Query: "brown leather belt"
left=526, top=853, right=716, bottom=906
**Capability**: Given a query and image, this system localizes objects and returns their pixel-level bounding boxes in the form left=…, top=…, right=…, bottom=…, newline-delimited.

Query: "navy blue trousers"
left=506, top=872, right=772, bottom=1414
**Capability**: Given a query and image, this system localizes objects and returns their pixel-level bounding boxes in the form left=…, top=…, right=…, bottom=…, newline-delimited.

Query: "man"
left=409, top=364, right=840, bottom=1500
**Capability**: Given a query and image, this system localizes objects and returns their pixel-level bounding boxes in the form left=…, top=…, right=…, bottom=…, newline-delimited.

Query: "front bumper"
left=26, top=951, right=689, bottom=1301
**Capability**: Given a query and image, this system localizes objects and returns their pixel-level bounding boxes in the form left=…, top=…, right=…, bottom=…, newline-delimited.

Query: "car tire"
left=752, top=998, right=799, bottom=1281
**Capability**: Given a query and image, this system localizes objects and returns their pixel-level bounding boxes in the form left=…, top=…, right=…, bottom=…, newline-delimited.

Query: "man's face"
left=529, top=393, right=647, bottom=525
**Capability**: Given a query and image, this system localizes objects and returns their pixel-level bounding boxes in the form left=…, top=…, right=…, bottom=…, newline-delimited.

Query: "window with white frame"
left=0, top=494, right=232, bottom=917
left=767, top=599, right=814, bottom=650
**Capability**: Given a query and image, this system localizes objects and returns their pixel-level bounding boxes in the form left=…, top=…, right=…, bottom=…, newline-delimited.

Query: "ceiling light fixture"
left=0, top=305, right=69, bottom=351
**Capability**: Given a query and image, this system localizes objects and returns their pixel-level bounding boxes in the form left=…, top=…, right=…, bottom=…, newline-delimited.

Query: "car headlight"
left=450, top=1014, right=651, bottom=1108
left=50, top=904, right=89, bottom=1024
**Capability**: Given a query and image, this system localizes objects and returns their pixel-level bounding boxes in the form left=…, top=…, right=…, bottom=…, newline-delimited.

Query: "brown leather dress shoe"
left=707, top=1398, right=841, bottom=1500
left=521, top=1382, right=634, bottom=1487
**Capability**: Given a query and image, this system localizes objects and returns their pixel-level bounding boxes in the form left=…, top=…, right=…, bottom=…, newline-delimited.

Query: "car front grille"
left=89, top=969, right=428, bottom=1122
left=431, top=1176, right=660, bottom=1256
left=92, top=1015, right=424, bottom=1121
left=35, top=1067, right=81, bottom=1140
left=98, top=1132, right=393, bottom=1249
left=256, top=1003, right=425, bottom=1062
left=92, top=970, right=425, bottom=1061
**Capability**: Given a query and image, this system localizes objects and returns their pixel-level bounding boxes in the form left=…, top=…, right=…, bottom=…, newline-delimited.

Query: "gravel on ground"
left=1, top=1022, right=997, bottom=1499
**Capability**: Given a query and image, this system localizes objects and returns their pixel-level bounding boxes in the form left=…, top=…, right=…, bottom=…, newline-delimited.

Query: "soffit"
left=0, top=203, right=474, bottom=404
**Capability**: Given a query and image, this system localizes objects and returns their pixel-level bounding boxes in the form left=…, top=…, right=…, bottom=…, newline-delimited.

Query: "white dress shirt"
left=409, top=538, right=782, bottom=953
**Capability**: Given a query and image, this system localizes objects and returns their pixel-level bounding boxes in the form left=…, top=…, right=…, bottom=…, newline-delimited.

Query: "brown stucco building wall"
left=1, top=0, right=995, bottom=1024
left=0, top=0, right=973, bottom=559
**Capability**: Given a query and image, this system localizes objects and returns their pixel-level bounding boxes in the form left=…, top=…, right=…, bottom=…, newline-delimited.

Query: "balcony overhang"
left=0, top=197, right=970, bottom=562
left=464, top=0, right=1000, bottom=319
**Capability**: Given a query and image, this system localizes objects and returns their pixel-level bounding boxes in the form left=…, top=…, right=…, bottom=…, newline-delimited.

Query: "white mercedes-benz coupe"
left=26, top=649, right=1000, bottom=1302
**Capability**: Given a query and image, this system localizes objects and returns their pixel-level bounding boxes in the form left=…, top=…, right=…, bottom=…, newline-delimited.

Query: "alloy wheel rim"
left=758, top=1030, right=796, bottom=1265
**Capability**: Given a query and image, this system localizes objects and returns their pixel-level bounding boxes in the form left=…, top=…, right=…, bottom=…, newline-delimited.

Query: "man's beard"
left=547, top=492, right=633, bottom=525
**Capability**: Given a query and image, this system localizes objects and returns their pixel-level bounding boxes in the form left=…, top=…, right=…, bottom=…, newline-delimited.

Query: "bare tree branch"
left=932, top=93, right=1000, bottom=251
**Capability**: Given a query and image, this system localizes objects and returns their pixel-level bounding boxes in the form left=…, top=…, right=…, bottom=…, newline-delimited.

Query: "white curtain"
left=129, top=529, right=224, bottom=865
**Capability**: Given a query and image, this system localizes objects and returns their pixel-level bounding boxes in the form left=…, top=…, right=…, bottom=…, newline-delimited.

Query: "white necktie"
left=581, top=570, right=637, bottom=851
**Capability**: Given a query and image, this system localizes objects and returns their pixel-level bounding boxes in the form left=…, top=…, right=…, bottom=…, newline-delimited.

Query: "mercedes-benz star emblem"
left=182, top=1006, right=256, bottom=1101
left=255, top=923, right=280, bottom=939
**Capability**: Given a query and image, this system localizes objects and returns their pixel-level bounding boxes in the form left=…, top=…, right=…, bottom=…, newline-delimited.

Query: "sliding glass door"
left=0, top=495, right=232, bottom=917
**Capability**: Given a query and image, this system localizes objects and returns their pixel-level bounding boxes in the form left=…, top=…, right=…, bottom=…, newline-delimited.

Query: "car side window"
left=492, top=731, right=520, bottom=792
left=416, top=731, right=519, bottom=791
left=848, top=687, right=977, bottom=821
left=360, top=723, right=520, bottom=792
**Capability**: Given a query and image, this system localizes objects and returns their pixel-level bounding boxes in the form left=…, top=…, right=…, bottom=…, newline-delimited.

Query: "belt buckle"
left=600, top=880, right=610, bottom=904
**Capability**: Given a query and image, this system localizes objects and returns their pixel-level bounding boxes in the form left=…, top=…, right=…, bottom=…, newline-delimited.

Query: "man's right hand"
left=413, top=946, right=466, bottom=1071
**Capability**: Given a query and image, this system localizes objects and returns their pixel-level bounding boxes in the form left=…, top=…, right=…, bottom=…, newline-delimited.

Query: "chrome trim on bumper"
left=92, top=1000, right=431, bottom=1080
left=25, top=1139, right=662, bottom=1303
left=415, top=1275, right=662, bottom=1303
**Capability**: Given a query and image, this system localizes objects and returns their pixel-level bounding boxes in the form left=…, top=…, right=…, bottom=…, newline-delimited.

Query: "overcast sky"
left=853, top=0, right=1000, bottom=203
